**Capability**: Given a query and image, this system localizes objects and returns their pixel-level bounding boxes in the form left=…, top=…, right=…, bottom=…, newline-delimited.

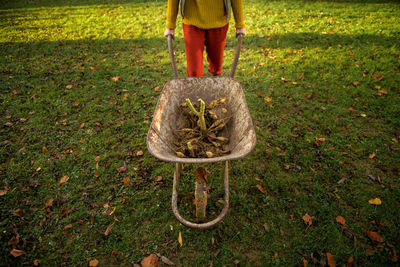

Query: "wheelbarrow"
left=147, top=34, right=256, bottom=229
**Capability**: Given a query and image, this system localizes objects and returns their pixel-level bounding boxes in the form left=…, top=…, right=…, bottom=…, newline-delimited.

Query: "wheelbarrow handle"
left=167, top=34, right=179, bottom=78
left=167, top=33, right=244, bottom=78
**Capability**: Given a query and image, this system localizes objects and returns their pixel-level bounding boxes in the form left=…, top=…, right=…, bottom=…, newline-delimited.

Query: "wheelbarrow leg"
left=171, top=161, right=230, bottom=230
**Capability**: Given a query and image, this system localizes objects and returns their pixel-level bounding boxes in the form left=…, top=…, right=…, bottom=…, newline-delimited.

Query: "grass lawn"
left=1, top=0, right=400, bottom=265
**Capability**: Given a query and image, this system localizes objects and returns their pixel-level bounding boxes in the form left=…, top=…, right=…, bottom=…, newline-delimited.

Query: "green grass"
left=1, top=0, right=399, bottom=266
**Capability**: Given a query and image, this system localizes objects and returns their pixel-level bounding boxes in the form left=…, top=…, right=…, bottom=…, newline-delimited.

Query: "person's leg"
left=205, top=24, right=229, bottom=76
left=183, top=24, right=205, bottom=77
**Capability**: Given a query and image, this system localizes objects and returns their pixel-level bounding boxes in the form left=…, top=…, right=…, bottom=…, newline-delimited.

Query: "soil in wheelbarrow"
left=173, top=97, right=232, bottom=158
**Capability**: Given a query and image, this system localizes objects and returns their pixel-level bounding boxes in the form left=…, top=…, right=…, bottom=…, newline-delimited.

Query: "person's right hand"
left=164, top=28, right=175, bottom=39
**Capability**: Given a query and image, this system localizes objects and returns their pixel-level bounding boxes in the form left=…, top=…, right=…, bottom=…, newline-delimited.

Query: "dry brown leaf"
left=89, top=259, right=99, bottom=267
left=117, top=161, right=127, bottom=173
left=13, top=208, right=22, bottom=217
left=45, top=198, right=54, bottom=207
left=79, top=123, right=85, bottom=129
left=264, top=96, right=272, bottom=102
left=42, top=146, right=48, bottom=153
left=178, top=231, right=183, bottom=247
left=90, top=66, right=98, bottom=71
left=66, top=85, right=72, bottom=89
left=122, top=177, right=130, bottom=185
left=335, top=216, right=346, bottom=227
left=10, top=248, right=24, bottom=257
left=61, top=208, right=71, bottom=217
left=389, top=249, right=398, bottom=262
left=8, top=234, right=19, bottom=246
left=141, top=254, right=160, bottom=267
left=136, top=150, right=143, bottom=156
left=112, top=76, right=120, bottom=82
left=4, top=122, right=13, bottom=127
left=33, top=259, right=41, bottom=266
left=73, top=101, right=79, bottom=106
left=94, top=156, right=100, bottom=161
left=154, top=86, right=162, bottom=92
left=302, top=213, right=312, bottom=226
left=104, top=223, right=114, bottom=236
left=154, top=176, right=163, bottom=182
left=373, top=75, right=383, bottom=81
left=347, top=256, right=354, bottom=265
left=94, top=172, right=100, bottom=178
left=353, top=81, right=360, bottom=86
left=194, top=167, right=210, bottom=183
left=369, top=153, right=376, bottom=159
left=256, top=185, right=267, bottom=193
left=59, top=175, right=69, bottom=184
left=302, top=257, right=308, bottom=267
left=366, top=231, right=384, bottom=243
left=326, top=252, right=336, bottom=267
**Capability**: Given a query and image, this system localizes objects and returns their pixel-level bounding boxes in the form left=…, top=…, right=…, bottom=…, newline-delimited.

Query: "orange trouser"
left=183, top=23, right=229, bottom=77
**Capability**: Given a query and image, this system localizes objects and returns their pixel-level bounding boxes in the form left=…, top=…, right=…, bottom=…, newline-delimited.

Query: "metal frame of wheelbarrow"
left=147, top=34, right=256, bottom=230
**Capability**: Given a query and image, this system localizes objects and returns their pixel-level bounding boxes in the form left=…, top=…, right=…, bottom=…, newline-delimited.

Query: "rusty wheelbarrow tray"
left=147, top=34, right=256, bottom=229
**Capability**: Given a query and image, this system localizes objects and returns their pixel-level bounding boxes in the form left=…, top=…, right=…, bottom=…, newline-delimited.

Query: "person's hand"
left=236, top=28, right=246, bottom=37
left=164, top=28, right=175, bottom=39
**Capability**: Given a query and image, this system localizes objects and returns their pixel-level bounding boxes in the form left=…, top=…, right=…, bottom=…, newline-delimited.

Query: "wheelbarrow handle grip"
left=167, top=33, right=243, bottom=78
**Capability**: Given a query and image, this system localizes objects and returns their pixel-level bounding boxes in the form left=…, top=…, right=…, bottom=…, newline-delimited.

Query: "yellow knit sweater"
left=166, top=0, right=245, bottom=30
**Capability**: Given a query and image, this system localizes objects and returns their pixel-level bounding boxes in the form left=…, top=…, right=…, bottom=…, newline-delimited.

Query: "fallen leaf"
left=136, top=150, right=143, bottom=156
left=61, top=208, right=71, bottom=217
left=369, top=153, right=376, bottom=159
left=154, top=86, right=162, bottom=92
left=66, top=85, right=72, bottom=89
left=10, top=248, right=24, bottom=257
left=366, top=231, right=384, bottom=243
left=178, top=231, right=183, bottom=247
left=264, top=96, right=272, bottom=102
left=94, top=172, right=100, bottom=178
left=263, top=223, right=270, bottom=232
left=369, top=198, right=382, bottom=205
left=257, top=92, right=263, bottom=98
left=4, top=122, right=13, bottom=127
left=284, top=164, right=290, bottom=170
left=112, top=76, right=120, bottom=82
left=73, top=101, right=79, bottom=106
left=123, top=177, right=130, bottom=185
left=64, top=224, right=73, bottom=230
left=302, top=213, right=312, bottom=226
left=256, top=185, right=267, bottom=193
left=0, top=189, right=8, bottom=196
left=353, top=81, right=360, bottom=86
left=33, top=259, right=41, bottom=266
left=8, top=234, right=19, bottom=246
left=154, top=176, right=163, bottom=182
left=45, top=198, right=54, bottom=207
left=13, top=208, right=22, bottom=217
left=90, top=66, right=98, bottom=71
left=336, top=216, right=346, bottom=227
left=141, top=254, right=160, bottom=267
left=373, top=75, right=383, bottom=81
left=233, top=259, right=240, bottom=265
left=306, top=92, right=313, bottom=99
left=347, top=256, right=354, bottom=265
left=89, top=259, right=99, bottom=267
left=281, top=77, right=291, bottom=82
left=117, top=161, right=127, bottom=173
left=360, top=113, right=367, bottom=117
left=59, top=175, right=69, bottom=184
left=326, top=252, right=336, bottom=267
left=79, top=123, right=85, bottom=129
left=109, top=207, right=116, bottom=216
left=389, top=249, right=398, bottom=262
left=160, top=256, right=175, bottom=266
left=302, top=257, right=308, bottom=267
left=94, top=156, right=100, bottom=161
left=194, top=167, right=210, bottom=183
left=104, top=223, right=114, bottom=236
left=42, top=146, right=48, bottom=153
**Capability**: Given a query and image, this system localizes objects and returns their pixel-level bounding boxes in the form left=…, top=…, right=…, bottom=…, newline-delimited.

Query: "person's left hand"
left=236, top=28, right=246, bottom=37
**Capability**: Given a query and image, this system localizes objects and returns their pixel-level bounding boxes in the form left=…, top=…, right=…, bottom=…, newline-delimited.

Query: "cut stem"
left=186, top=98, right=207, bottom=136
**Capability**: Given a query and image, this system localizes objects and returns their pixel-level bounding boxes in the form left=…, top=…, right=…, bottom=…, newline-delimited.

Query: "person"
left=164, top=0, right=246, bottom=77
